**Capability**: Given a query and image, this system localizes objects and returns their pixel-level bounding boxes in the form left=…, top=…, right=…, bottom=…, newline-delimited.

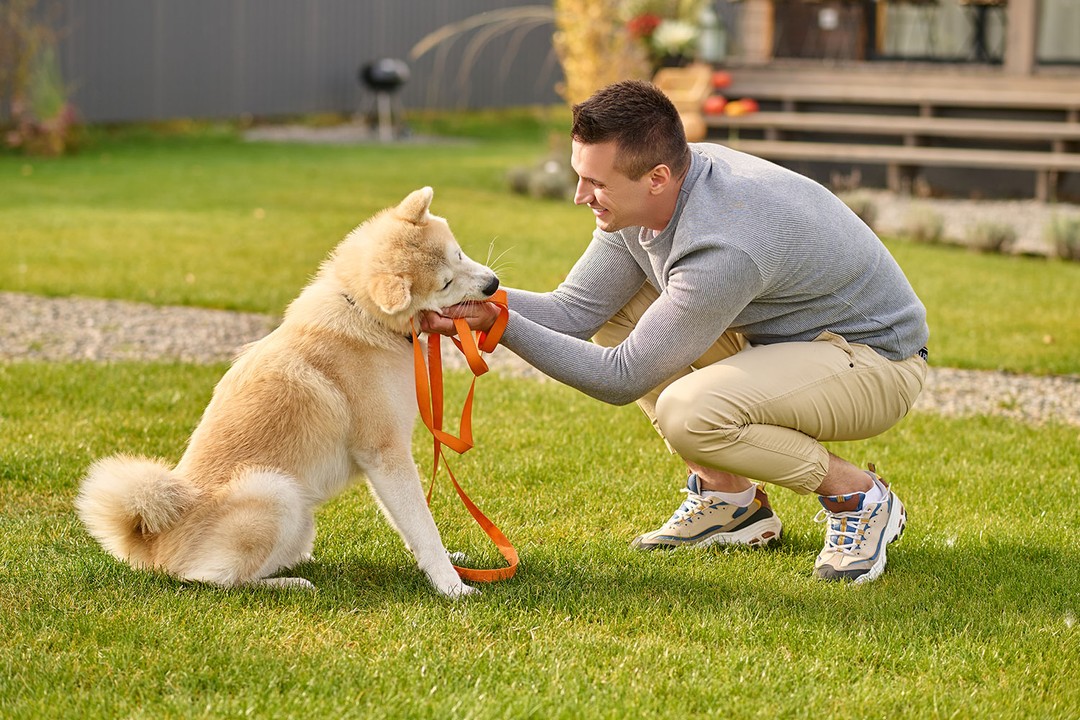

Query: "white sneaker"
left=814, top=470, right=906, bottom=583
left=630, top=474, right=783, bottom=551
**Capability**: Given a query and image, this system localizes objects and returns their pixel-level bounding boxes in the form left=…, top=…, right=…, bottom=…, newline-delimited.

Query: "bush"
left=842, top=193, right=878, bottom=231
left=506, top=160, right=576, bottom=200
left=965, top=221, right=1018, bottom=255
left=1, top=1, right=79, bottom=156
left=1044, top=214, right=1080, bottom=261
left=903, top=206, right=945, bottom=245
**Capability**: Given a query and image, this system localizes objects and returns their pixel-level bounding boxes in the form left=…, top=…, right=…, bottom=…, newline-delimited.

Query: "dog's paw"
left=439, top=581, right=480, bottom=599
left=257, top=577, right=316, bottom=591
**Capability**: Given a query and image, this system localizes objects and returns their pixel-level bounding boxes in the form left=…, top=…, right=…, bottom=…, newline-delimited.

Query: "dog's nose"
left=482, top=276, right=500, bottom=297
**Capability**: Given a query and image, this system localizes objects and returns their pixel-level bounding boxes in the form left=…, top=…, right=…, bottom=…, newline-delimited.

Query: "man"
left=422, top=80, right=929, bottom=583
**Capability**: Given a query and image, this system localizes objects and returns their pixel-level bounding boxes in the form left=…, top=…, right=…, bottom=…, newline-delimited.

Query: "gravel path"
left=2, top=291, right=1077, bottom=427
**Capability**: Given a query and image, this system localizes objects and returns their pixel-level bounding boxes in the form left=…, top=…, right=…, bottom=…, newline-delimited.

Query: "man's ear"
left=370, top=273, right=412, bottom=314
left=647, top=164, right=673, bottom=195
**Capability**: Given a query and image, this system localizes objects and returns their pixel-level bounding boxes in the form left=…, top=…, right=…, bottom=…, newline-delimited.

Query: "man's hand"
left=419, top=301, right=502, bottom=337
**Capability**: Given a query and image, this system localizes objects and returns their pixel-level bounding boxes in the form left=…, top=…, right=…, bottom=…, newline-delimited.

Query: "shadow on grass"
left=29, top=496, right=1078, bottom=632
left=253, top=530, right=1080, bottom=636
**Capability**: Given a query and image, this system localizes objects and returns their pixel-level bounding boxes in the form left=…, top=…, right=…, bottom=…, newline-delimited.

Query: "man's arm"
left=422, top=229, right=644, bottom=338
left=500, top=247, right=762, bottom=405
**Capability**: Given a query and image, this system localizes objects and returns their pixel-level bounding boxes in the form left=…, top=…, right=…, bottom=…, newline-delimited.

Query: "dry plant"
left=1044, top=214, right=1080, bottom=261
left=553, top=0, right=651, bottom=105
left=409, top=6, right=558, bottom=108
left=841, top=193, right=878, bottom=231
left=903, top=205, right=945, bottom=245
left=1, top=0, right=77, bottom=155
left=965, top=221, right=1018, bottom=255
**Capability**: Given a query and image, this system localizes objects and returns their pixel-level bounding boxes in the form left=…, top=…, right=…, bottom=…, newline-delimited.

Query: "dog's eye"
left=442, top=278, right=453, bottom=290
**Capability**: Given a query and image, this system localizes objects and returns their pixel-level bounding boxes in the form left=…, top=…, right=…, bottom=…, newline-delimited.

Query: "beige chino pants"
left=593, top=283, right=927, bottom=494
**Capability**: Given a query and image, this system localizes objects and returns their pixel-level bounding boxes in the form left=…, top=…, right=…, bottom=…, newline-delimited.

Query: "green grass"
left=2, top=116, right=1080, bottom=717
left=1, top=362, right=1078, bottom=719
left=889, top=242, right=1080, bottom=375
left=0, top=125, right=588, bottom=312
left=2, top=120, right=1078, bottom=374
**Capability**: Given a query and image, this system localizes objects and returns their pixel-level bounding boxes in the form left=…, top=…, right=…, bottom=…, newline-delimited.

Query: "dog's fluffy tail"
left=76, top=455, right=199, bottom=568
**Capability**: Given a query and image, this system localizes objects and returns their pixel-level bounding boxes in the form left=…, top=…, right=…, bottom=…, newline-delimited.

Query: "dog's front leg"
left=361, top=453, right=477, bottom=598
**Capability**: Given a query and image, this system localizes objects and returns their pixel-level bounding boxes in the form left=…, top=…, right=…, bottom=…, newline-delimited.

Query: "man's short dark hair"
left=571, top=80, right=691, bottom=180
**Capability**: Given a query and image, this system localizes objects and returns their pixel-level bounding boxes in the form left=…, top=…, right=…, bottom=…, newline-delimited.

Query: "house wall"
left=36, top=1, right=1080, bottom=125
left=725, top=0, right=1079, bottom=65
left=52, top=0, right=563, bottom=124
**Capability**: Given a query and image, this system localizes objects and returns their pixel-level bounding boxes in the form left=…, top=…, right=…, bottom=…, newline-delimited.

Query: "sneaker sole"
left=851, top=497, right=907, bottom=585
left=700, top=514, right=784, bottom=549
left=634, top=514, right=783, bottom=551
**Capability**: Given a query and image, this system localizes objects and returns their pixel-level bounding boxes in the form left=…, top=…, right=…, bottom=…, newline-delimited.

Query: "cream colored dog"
left=76, top=188, right=499, bottom=597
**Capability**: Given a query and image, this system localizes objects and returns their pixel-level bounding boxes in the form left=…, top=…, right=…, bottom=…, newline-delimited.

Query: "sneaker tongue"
left=686, top=473, right=701, bottom=495
left=819, top=492, right=865, bottom=513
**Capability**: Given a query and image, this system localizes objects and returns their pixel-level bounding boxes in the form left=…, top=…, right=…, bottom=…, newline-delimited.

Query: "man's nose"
left=573, top=178, right=591, bottom=206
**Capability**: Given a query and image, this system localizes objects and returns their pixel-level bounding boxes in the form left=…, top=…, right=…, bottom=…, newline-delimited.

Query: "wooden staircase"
left=704, top=66, right=1080, bottom=200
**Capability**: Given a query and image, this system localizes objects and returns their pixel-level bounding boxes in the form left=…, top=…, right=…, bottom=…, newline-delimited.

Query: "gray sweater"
left=501, top=143, right=929, bottom=406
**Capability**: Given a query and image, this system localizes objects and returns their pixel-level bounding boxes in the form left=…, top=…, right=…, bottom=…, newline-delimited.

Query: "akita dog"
left=77, top=187, right=499, bottom=597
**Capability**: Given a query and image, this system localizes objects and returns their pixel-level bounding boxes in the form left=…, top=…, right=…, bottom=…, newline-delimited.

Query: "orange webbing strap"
left=411, top=290, right=517, bottom=582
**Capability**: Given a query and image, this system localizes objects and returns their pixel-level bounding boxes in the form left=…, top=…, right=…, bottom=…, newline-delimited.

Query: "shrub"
left=903, top=206, right=945, bottom=245
left=1044, top=214, right=1080, bottom=261
left=1, top=2, right=78, bottom=156
left=965, top=221, right=1018, bottom=255
left=553, top=0, right=650, bottom=105
left=507, top=159, right=576, bottom=201
left=842, top=193, right=878, bottom=231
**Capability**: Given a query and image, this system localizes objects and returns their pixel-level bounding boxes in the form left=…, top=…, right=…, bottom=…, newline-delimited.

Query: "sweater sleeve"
left=500, top=245, right=763, bottom=405
left=503, top=230, right=647, bottom=339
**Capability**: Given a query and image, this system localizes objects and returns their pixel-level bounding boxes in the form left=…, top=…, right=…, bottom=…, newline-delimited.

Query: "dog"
left=76, top=187, right=499, bottom=597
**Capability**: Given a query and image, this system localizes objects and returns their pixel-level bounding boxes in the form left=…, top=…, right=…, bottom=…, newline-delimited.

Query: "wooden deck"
left=703, top=65, right=1080, bottom=200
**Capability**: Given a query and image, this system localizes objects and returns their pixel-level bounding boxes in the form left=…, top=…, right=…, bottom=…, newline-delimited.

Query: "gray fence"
left=53, top=0, right=563, bottom=124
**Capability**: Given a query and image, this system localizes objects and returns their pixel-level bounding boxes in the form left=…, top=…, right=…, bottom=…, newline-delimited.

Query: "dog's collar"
left=341, top=292, right=413, bottom=343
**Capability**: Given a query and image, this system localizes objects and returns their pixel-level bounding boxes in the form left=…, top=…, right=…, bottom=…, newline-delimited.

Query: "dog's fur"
left=76, top=188, right=498, bottom=596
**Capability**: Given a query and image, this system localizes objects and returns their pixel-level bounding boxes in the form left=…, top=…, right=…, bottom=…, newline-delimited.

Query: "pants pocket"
left=813, top=330, right=855, bottom=367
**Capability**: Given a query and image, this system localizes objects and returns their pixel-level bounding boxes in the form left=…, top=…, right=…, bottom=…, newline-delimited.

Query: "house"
left=706, top=0, right=1080, bottom=200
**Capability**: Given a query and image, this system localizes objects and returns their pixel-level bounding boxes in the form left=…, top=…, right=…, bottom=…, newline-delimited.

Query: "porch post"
left=738, top=0, right=775, bottom=65
left=1004, top=0, right=1038, bottom=76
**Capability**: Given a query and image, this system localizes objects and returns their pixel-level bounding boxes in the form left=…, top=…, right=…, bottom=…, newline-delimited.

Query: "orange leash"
left=410, top=289, right=517, bottom=582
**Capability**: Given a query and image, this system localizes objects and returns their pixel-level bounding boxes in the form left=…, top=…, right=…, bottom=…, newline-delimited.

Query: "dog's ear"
left=396, top=187, right=434, bottom=225
left=370, top=273, right=412, bottom=314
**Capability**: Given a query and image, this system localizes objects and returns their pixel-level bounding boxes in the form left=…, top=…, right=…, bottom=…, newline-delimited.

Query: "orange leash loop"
left=411, top=290, right=517, bottom=582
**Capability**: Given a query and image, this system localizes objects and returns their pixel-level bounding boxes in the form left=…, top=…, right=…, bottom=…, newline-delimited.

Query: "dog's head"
left=334, top=187, right=499, bottom=332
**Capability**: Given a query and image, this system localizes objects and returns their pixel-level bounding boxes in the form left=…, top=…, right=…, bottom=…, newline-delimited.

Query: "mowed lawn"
left=1, top=117, right=1078, bottom=719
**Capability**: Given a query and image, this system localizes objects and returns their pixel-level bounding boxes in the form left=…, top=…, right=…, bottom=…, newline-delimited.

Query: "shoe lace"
left=814, top=508, right=867, bottom=555
left=668, top=489, right=712, bottom=525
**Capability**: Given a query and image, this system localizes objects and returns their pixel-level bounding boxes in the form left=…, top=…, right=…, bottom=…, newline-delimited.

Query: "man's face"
left=571, top=140, right=655, bottom=233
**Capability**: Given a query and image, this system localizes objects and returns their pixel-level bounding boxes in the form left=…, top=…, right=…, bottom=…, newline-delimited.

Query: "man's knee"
left=655, top=383, right=741, bottom=459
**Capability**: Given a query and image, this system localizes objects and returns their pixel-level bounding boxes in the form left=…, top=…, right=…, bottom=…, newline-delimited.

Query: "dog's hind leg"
left=359, top=452, right=477, bottom=598
left=170, top=469, right=316, bottom=589
left=297, top=513, right=316, bottom=564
